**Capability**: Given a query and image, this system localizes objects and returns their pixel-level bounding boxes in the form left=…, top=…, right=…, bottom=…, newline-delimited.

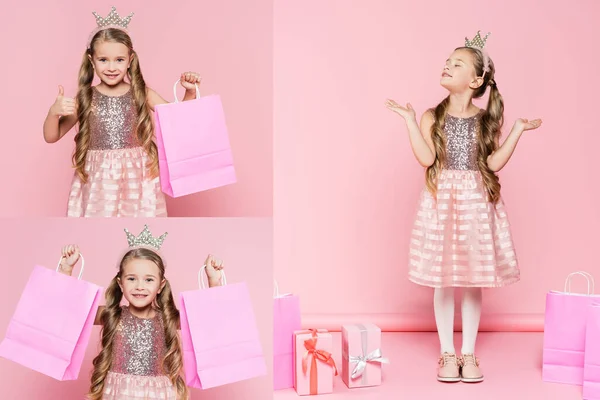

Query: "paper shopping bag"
left=154, top=80, right=236, bottom=197
left=273, top=281, right=301, bottom=390
left=543, top=271, right=600, bottom=385
left=180, top=268, right=266, bottom=389
left=584, top=303, right=600, bottom=399
left=0, top=256, right=102, bottom=380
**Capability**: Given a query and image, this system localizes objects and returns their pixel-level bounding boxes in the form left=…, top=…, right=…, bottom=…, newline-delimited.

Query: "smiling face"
left=118, top=257, right=165, bottom=309
left=440, top=48, right=483, bottom=93
left=88, top=40, right=132, bottom=87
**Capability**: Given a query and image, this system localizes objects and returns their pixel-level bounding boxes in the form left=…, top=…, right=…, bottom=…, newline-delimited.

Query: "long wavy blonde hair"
left=88, top=248, right=188, bottom=400
left=74, top=28, right=158, bottom=183
left=426, top=47, right=504, bottom=204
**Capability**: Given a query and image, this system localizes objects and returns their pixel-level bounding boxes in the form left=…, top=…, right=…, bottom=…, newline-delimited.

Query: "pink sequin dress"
left=408, top=110, right=520, bottom=288
left=67, top=86, right=167, bottom=217
left=103, top=306, right=177, bottom=400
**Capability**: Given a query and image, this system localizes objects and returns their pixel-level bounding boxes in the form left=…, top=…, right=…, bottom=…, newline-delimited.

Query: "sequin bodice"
left=111, top=306, right=166, bottom=376
left=443, top=111, right=482, bottom=171
left=89, top=87, right=139, bottom=150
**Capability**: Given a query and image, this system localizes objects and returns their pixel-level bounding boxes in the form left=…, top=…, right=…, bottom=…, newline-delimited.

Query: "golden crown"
left=124, top=225, right=168, bottom=250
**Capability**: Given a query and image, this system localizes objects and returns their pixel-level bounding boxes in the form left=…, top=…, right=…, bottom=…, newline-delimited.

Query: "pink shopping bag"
left=0, top=256, right=102, bottom=380
left=543, top=271, right=599, bottom=385
left=584, top=303, right=600, bottom=399
left=179, top=267, right=267, bottom=389
left=154, top=80, right=236, bottom=197
left=273, top=281, right=301, bottom=390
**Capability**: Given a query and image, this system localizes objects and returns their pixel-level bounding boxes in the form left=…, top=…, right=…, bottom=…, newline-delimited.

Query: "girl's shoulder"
left=421, top=108, right=436, bottom=123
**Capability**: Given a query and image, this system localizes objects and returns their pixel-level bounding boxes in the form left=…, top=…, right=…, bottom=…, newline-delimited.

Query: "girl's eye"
left=146, top=279, right=154, bottom=282
left=127, top=277, right=135, bottom=281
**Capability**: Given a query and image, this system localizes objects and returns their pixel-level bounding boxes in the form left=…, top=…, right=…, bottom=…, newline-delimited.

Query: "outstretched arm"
left=487, top=118, right=542, bottom=172
left=385, top=100, right=436, bottom=167
left=409, top=111, right=436, bottom=167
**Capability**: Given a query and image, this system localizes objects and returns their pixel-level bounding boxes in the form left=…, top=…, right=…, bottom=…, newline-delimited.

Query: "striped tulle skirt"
left=408, top=169, right=520, bottom=288
left=67, top=147, right=168, bottom=218
left=102, top=371, right=177, bottom=399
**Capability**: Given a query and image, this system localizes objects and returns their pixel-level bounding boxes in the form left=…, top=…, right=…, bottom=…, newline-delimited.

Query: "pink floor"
left=274, top=332, right=583, bottom=399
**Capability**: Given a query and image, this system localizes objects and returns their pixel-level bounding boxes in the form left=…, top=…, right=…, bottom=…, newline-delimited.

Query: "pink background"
left=273, top=0, right=600, bottom=331
left=0, top=218, right=273, bottom=399
left=0, top=0, right=272, bottom=217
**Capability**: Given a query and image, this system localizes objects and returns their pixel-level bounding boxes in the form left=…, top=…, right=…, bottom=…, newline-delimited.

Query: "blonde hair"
left=87, top=248, right=187, bottom=400
left=74, top=28, right=158, bottom=183
left=425, top=46, right=504, bottom=204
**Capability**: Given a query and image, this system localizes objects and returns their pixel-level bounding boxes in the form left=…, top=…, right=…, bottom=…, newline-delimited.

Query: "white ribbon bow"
left=349, top=348, right=390, bottom=379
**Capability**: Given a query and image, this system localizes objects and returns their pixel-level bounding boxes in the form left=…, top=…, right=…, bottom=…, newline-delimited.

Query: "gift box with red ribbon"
left=293, top=329, right=338, bottom=395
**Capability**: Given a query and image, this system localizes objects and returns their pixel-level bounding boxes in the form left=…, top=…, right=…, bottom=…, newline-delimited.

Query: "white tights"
left=433, top=287, right=482, bottom=355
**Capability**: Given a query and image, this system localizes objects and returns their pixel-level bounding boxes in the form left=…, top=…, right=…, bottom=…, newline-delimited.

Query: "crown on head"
left=92, top=6, right=134, bottom=30
left=465, top=30, right=490, bottom=50
left=124, top=225, right=168, bottom=251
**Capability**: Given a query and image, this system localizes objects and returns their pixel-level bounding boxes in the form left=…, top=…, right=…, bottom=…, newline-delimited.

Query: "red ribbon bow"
left=301, top=329, right=338, bottom=395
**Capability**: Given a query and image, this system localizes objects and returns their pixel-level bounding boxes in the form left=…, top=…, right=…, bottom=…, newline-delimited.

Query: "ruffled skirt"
left=408, top=169, right=520, bottom=288
left=67, top=147, right=167, bottom=217
left=102, top=371, right=177, bottom=400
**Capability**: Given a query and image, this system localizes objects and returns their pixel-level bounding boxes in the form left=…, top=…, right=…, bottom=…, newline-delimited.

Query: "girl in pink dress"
left=386, top=31, right=542, bottom=383
left=58, top=225, right=225, bottom=399
left=42, top=6, right=202, bottom=217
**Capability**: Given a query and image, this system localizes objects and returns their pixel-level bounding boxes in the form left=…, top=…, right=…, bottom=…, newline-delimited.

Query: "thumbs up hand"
left=49, top=85, right=76, bottom=117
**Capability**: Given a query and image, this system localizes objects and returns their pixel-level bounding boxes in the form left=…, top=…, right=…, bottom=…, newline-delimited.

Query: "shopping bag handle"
left=564, top=271, right=595, bottom=295
left=172, top=80, right=201, bottom=103
left=273, top=279, right=292, bottom=298
left=56, top=254, right=85, bottom=280
left=198, top=265, right=227, bottom=289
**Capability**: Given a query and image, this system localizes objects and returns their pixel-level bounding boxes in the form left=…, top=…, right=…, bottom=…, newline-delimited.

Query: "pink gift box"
left=342, top=323, right=388, bottom=388
left=293, top=329, right=338, bottom=395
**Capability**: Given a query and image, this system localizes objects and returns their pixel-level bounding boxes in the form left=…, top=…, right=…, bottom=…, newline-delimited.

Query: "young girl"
left=42, top=6, right=202, bottom=217
left=385, top=31, right=542, bottom=383
left=58, top=230, right=224, bottom=399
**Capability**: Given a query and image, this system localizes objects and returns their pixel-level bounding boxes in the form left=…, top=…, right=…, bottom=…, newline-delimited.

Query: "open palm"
left=385, top=99, right=416, bottom=121
left=515, top=118, right=542, bottom=132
